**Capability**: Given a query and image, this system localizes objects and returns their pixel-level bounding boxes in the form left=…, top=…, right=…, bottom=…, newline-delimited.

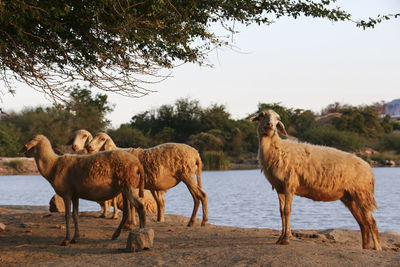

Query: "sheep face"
left=87, top=132, right=113, bottom=153
left=19, top=134, right=45, bottom=157
left=67, top=129, right=92, bottom=152
left=250, top=109, right=288, bottom=137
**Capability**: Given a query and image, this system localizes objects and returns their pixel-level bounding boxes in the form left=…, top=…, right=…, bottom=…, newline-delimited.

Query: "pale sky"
left=1, top=0, right=399, bottom=128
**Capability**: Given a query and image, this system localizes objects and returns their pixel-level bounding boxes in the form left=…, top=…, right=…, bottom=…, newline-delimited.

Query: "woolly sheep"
left=250, top=109, right=381, bottom=250
left=67, top=129, right=119, bottom=219
left=87, top=132, right=208, bottom=226
left=20, top=134, right=146, bottom=246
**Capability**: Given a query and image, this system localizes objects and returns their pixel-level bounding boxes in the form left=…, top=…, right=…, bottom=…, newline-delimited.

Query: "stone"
left=49, top=194, right=65, bottom=212
left=0, top=222, right=6, bottom=231
left=126, top=228, right=154, bottom=252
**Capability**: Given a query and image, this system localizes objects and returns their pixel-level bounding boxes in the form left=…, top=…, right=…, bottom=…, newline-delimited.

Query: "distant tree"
left=3, top=0, right=395, bottom=101
left=0, top=123, right=22, bottom=156
left=65, top=85, right=114, bottom=133
left=332, top=107, right=384, bottom=138
left=0, top=85, right=113, bottom=154
left=107, top=124, right=151, bottom=148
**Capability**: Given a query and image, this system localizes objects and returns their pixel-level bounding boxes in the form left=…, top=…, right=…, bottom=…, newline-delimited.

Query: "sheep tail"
left=138, top=164, right=145, bottom=198
left=195, top=157, right=203, bottom=188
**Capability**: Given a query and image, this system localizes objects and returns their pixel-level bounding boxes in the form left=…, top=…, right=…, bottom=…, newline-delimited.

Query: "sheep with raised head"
left=67, top=129, right=119, bottom=219
left=87, top=132, right=208, bottom=226
left=250, top=109, right=381, bottom=250
left=20, top=134, right=146, bottom=246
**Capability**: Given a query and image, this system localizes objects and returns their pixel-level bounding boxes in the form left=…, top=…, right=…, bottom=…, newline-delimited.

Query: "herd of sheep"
left=19, top=109, right=382, bottom=250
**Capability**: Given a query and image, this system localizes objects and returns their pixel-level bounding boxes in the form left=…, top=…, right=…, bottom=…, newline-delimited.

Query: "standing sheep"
left=20, top=134, right=146, bottom=245
left=67, top=129, right=119, bottom=219
left=87, top=132, right=208, bottom=226
left=250, top=109, right=381, bottom=250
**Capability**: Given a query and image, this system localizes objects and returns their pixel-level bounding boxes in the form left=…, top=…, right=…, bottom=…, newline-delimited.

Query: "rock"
left=126, top=228, right=154, bottom=252
left=318, top=229, right=359, bottom=243
left=49, top=194, right=65, bottom=212
left=0, top=222, right=6, bottom=231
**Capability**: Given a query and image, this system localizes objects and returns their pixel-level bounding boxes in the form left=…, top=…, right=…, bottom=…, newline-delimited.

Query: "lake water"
left=0, top=168, right=399, bottom=233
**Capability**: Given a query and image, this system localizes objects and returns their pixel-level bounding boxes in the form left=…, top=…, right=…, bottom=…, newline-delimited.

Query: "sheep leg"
left=62, top=197, right=72, bottom=246
left=123, top=201, right=136, bottom=230
left=112, top=196, right=129, bottom=240
left=71, top=197, right=80, bottom=244
left=341, top=196, right=371, bottom=249
left=111, top=197, right=119, bottom=219
left=276, top=193, right=286, bottom=244
left=277, top=191, right=293, bottom=245
left=185, top=181, right=208, bottom=227
left=151, top=190, right=165, bottom=222
left=361, top=209, right=382, bottom=251
left=100, top=200, right=110, bottom=218
left=112, top=188, right=146, bottom=240
left=124, top=187, right=146, bottom=228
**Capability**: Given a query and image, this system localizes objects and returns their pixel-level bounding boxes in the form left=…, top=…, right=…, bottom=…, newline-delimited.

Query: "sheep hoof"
left=201, top=221, right=207, bottom=226
left=123, top=224, right=135, bottom=230
left=276, top=238, right=290, bottom=245
left=71, top=238, right=78, bottom=244
left=99, top=214, right=106, bottom=218
left=61, top=239, right=70, bottom=246
left=187, top=221, right=194, bottom=227
left=112, top=215, right=119, bottom=220
left=112, top=231, right=120, bottom=240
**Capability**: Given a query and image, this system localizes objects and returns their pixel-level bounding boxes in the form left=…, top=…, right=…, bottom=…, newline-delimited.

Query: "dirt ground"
left=0, top=206, right=399, bottom=267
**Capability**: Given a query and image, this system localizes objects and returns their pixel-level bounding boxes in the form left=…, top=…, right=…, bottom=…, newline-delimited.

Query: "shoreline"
left=0, top=157, right=399, bottom=176
left=0, top=206, right=399, bottom=266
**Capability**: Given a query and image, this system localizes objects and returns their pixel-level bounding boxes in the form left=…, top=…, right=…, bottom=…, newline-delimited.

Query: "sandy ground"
left=0, top=206, right=399, bottom=267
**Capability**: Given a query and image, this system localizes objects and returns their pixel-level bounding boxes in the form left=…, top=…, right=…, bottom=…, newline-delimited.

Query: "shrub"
left=378, top=133, right=400, bottom=153
left=4, top=160, right=24, bottom=172
left=201, top=151, right=230, bottom=170
left=301, top=125, right=365, bottom=152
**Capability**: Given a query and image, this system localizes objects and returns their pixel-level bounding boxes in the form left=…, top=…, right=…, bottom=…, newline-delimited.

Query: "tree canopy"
left=2, top=0, right=396, bottom=101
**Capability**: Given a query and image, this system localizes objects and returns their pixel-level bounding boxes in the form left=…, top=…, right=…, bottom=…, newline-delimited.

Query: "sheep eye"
left=101, top=138, right=105, bottom=141
left=83, top=134, right=87, bottom=138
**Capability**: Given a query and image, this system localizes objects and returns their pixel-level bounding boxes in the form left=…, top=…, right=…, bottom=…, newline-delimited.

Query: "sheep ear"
left=102, top=139, right=114, bottom=151
left=84, top=136, right=93, bottom=148
left=249, top=114, right=259, bottom=122
left=277, top=121, right=288, bottom=137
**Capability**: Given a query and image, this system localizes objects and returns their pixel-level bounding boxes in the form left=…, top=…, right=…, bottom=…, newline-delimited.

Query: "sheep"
left=19, top=134, right=146, bottom=246
left=87, top=132, right=208, bottom=226
left=249, top=109, right=381, bottom=250
left=66, top=129, right=92, bottom=153
left=67, top=129, right=119, bottom=219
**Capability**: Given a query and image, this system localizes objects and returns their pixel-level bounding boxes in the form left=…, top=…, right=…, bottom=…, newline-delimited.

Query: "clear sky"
left=1, top=0, right=399, bottom=128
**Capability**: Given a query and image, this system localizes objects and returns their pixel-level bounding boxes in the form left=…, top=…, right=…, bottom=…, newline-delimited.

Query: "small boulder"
left=0, top=222, right=6, bottom=231
left=49, top=194, right=65, bottom=213
left=126, top=228, right=154, bottom=252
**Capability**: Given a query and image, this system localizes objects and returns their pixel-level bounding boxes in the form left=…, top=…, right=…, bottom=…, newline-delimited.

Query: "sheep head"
left=19, top=134, right=48, bottom=157
left=66, top=129, right=93, bottom=152
left=249, top=109, right=288, bottom=138
left=86, top=132, right=116, bottom=153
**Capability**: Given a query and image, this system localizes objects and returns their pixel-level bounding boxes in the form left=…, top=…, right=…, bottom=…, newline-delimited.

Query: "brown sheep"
left=67, top=129, right=119, bottom=219
left=250, top=109, right=381, bottom=250
left=87, top=132, right=207, bottom=226
left=20, top=134, right=146, bottom=246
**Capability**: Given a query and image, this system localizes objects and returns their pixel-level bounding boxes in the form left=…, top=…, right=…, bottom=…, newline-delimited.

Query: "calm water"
left=0, top=168, right=399, bottom=233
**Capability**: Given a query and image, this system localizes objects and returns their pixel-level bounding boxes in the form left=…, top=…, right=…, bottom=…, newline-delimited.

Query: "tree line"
left=1, top=86, right=399, bottom=169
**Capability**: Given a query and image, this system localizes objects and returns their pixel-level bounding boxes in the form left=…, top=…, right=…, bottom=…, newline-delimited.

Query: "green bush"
left=378, top=133, right=400, bottom=153
left=4, top=160, right=24, bottom=171
left=201, top=151, right=230, bottom=170
left=301, top=125, right=365, bottom=152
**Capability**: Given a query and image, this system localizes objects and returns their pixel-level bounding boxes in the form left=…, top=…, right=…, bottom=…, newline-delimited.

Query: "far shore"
left=0, top=157, right=398, bottom=176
